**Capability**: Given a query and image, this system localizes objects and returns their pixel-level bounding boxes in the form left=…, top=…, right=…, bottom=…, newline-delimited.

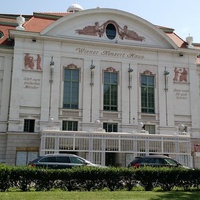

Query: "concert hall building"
left=0, top=3, right=200, bottom=167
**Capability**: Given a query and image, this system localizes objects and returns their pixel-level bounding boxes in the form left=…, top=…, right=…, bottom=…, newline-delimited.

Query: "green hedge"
left=0, top=164, right=199, bottom=192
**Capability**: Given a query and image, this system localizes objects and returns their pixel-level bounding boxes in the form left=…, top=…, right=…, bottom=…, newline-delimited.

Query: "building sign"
left=23, top=77, right=41, bottom=89
left=76, top=48, right=144, bottom=59
left=174, top=89, right=189, bottom=100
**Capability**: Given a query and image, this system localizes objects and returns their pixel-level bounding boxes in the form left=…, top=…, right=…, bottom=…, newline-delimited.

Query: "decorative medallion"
left=105, top=67, right=117, bottom=72
left=143, top=70, right=153, bottom=75
left=64, top=64, right=78, bottom=69
left=76, top=20, right=145, bottom=42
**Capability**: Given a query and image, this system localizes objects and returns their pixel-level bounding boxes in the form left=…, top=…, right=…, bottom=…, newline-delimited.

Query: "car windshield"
left=70, top=157, right=91, bottom=164
left=164, top=158, right=179, bottom=165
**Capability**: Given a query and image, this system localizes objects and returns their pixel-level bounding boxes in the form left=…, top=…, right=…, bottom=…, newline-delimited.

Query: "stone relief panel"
left=76, top=20, right=145, bottom=42
left=24, top=53, right=42, bottom=71
left=173, top=67, right=188, bottom=82
left=173, top=67, right=190, bottom=115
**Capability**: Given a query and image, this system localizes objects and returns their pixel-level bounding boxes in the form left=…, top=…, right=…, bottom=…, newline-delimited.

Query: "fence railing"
left=40, top=130, right=192, bottom=167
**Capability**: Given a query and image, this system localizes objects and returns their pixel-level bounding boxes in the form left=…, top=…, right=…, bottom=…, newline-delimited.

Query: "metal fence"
left=40, top=130, right=192, bottom=167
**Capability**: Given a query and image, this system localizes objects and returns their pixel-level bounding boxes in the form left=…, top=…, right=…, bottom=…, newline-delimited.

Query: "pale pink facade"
left=0, top=5, right=200, bottom=167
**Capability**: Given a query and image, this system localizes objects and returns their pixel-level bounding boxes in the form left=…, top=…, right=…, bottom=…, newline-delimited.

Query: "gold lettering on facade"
left=174, top=89, right=189, bottom=100
left=23, top=77, right=41, bottom=89
left=75, top=48, right=144, bottom=59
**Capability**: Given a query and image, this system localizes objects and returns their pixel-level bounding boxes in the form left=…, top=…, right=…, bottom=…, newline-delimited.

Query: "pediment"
left=41, top=8, right=178, bottom=49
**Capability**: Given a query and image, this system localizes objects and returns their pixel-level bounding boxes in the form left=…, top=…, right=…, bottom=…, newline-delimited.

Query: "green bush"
left=0, top=165, right=199, bottom=192
left=9, top=166, right=35, bottom=191
left=0, top=164, right=11, bottom=191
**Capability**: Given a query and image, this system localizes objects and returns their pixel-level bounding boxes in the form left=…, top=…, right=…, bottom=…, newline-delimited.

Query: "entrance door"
left=106, top=152, right=116, bottom=166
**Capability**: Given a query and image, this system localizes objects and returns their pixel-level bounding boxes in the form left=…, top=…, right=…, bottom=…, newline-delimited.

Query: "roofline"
left=0, top=14, right=32, bottom=18
left=156, top=25, right=175, bottom=33
left=41, top=8, right=179, bottom=50
left=0, top=21, right=18, bottom=26
left=0, top=46, right=13, bottom=52
left=33, top=12, right=62, bottom=20
left=9, top=29, right=200, bottom=56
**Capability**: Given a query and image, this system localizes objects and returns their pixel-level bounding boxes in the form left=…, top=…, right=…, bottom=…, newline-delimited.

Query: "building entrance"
left=106, top=152, right=117, bottom=166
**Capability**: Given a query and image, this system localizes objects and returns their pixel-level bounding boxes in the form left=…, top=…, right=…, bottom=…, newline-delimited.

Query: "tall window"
left=63, top=69, right=79, bottom=109
left=62, top=121, right=78, bottom=131
left=103, top=123, right=118, bottom=132
left=145, top=124, right=156, bottom=134
left=24, top=119, right=35, bottom=132
left=141, top=75, right=155, bottom=113
left=104, top=72, right=118, bottom=111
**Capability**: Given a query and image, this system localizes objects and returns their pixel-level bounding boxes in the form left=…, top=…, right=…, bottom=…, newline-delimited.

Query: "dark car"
left=28, top=154, right=106, bottom=169
left=127, top=155, right=189, bottom=169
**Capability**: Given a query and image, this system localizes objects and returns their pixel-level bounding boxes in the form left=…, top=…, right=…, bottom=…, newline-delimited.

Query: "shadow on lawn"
left=150, top=191, right=200, bottom=200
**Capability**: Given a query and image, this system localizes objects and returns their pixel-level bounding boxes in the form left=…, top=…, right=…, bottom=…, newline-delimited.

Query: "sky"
left=0, top=0, right=200, bottom=42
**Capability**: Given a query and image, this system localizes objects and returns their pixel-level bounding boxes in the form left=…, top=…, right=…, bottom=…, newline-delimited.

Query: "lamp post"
left=128, top=64, right=133, bottom=124
left=49, top=56, right=54, bottom=119
left=90, top=60, right=95, bottom=86
left=90, top=60, right=95, bottom=122
left=164, top=66, right=169, bottom=91
left=164, top=67, right=169, bottom=126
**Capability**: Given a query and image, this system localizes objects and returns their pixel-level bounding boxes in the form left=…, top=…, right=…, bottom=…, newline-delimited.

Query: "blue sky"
left=1, top=0, right=200, bottom=42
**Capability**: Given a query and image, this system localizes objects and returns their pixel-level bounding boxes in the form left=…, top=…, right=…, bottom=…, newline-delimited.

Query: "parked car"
left=127, top=155, right=190, bottom=169
left=28, top=154, right=106, bottom=169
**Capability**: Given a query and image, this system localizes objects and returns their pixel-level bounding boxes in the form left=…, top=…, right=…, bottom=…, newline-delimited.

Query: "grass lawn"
left=0, top=190, right=199, bottom=200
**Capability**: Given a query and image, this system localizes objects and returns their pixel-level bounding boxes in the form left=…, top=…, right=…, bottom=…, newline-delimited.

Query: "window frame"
left=62, top=120, right=78, bottom=131
left=141, top=74, right=155, bottom=113
left=103, top=122, right=118, bottom=132
left=63, top=67, right=79, bottom=109
left=105, top=23, right=117, bottom=40
left=145, top=124, right=156, bottom=134
left=103, top=71, right=118, bottom=111
left=23, top=119, right=35, bottom=132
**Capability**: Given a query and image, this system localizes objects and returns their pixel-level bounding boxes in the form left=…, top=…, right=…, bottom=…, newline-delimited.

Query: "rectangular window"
left=103, top=72, right=118, bottom=111
left=103, top=123, right=118, bottom=132
left=141, top=75, right=155, bottom=113
left=63, top=69, right=79, bottom=109
left=62, top=121, right=78, bottom=131
left=24, top=119, right=35, bottom=132
left=145, top=124, right=156, bottom=134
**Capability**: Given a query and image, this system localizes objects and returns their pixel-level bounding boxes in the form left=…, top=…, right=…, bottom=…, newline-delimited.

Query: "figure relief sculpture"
left=173, top=67, right=188, bottom=82
left=179, top=68, right=188, bottom=82
left=76, top=20, right=145, bottom=42
left=36, top=54, right=41, bottom=70
left=24, top=53, right=42, bottom=70
left=76, top=22, right=104, bottom=37
left=24, top=53, right=34, bottom=69
left=173, top=67, right=179, bottom=82
left=118, top=25, right=145, bottom=41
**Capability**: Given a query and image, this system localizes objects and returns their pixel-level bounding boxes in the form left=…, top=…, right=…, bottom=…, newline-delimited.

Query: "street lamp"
left=164, top=67, right=169, bottom=126
left=128, top=64, right=133, bottom=124
left=90, top=60, right=95, bottom=122
left=50, top=56, right=54, bottom=82
left=90, top=60, right=95, bottom=86
left=164, top=66, right=169, bottom=91
left=49, top=56, right=54, bottom=119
